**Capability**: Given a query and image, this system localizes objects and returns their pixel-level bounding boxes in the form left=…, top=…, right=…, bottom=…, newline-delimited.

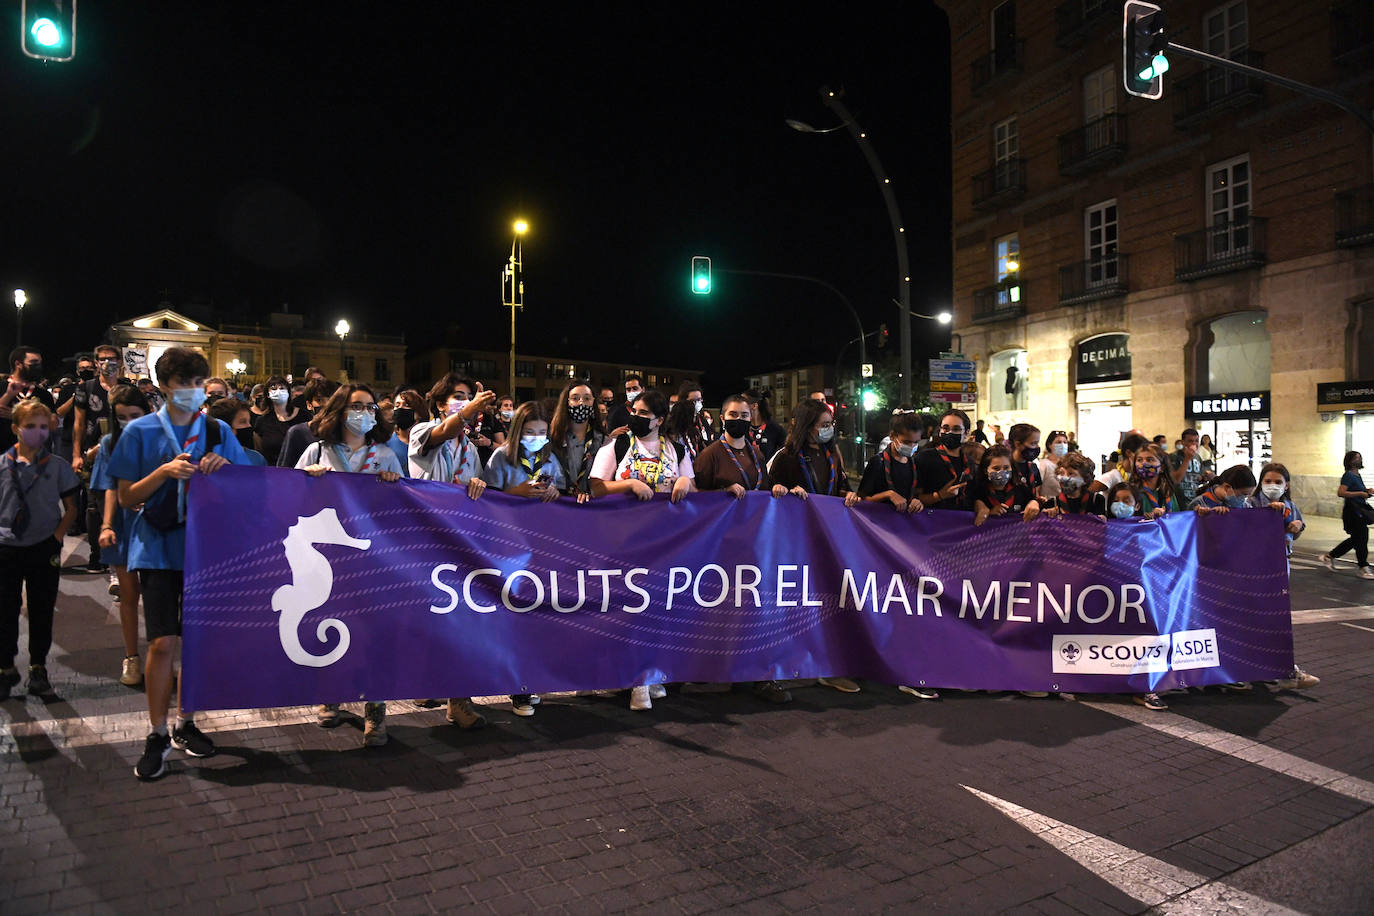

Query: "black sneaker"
left=752, top=681, right=792, bottom=704
left=170, top=722, right=217, bottom=758
left=25, top=665, right=51, bottom=696
left=82, top=562, right=109, bottom=574
left=0, top=667, right=19, bottom=700
left=135, top=731, right=172, bottom=780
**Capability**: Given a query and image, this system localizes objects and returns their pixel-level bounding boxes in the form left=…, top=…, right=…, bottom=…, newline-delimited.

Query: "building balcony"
left=971, top=40, right=1024, bottom=94
left=1174, top=217, right=1267, bottom=281
left=1332, top=0, right=1374, bottom=67
left=1336, top=185, right=1374, bottom=248
left=1057, top=114, right=1127, bottom=176
left=1172, top=51, right=1265, bottom=128
left=1054, top=0, right=1117, bottom=48
left=972, top=283, right=1026, bottom=324
left=1059, top=254, right=1129, bottom=305
left=972, top=158, right=1027, bottom=211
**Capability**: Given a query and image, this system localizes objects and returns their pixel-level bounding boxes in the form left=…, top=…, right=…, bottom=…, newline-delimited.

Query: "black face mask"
left=628, top=415, right=654, bottom=438
left=77, top=369, right=95, bottom=382
left=940, top=432, right=962, bottom=450
left=235, top=427, right=255, bottom=451
left=19, top=363, right=43, bottom=383
left=1021, top=446, right=1040, bottom=462
left=723, top=418, right=751, bottom=440
left=391, top=407, right=415, bottom=430
left=568, top=403, right=594, bottom=424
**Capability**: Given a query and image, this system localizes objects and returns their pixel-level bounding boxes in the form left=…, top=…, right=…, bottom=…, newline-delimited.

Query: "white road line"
left=1079, top=701, right=1374, bottom=805
left=1291, top=606, right=1374, bottom=624
left=963, top=785, right=1303, bottom=914
left=1337, top=622, right=1374, bottom=634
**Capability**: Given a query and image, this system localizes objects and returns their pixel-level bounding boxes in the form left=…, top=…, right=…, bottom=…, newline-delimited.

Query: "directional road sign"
left=931, top=381, right=977, bottom=393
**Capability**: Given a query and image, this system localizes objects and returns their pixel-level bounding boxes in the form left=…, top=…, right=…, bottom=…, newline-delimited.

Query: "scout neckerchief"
left=1015, top=458, right=1041, bottom=491
left=798, top=444, right=838, bottom=495
left=881, top=447, right=916, bottom=499
left=156, top=407, right=206, bottom=523
left=1194, top=489, right=1225, bottom=510
left=722, top=437, right=764, bottom=490
left=518, top=442, right=551, bottom=479
left=326, top=441, right=377, bottom=473
left=557, top=429, right=596, bottom=494
left=620, top=435, right=666, bottom=488
left=6, top=446, right=51, bottom=535
left=1137, top=483, right=1174, bottom=514
left=1057, top=491, right=1087, bottom=514
left=986, top=479, right=1017, bottom=511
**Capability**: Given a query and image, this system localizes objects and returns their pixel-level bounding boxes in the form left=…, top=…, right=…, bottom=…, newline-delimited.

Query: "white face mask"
left=625, top=388, right=642, bottom=400
left=816, top=426, right=835, bottom=444
left=268, top=389, right=289, bottom=405
left=1261, top=483, right=1285, bottom=501
left=345, top=412, right=376, bottom=437
left=692, top=400, right=703, bottom=414
left=1051, top=442, right=1068, bottom=457
left=522, top=434, right=548, bottom=454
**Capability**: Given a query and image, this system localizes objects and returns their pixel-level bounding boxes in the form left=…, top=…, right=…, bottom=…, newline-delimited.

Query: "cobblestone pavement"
left=0, top=537, right=1371, bottom=915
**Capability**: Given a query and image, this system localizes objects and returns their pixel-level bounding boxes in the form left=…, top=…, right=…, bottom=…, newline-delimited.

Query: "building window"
left=989, top=348, right=1028, bottom=413
left=1205, top=1, right=1248, bottom=99
left=1201, top=311, right=1269, bottom=392
left=662, top=375, right=672, bottom=387
left=993, top=117, right=1019, bottom=191
left=374, top=358, right=389, bottom=381
left=293, top=353, right=309, bottom=377
left=1353, top=300, right=1374, bottom=379
left=515, top=360, right=535, bottom=378
left=995, top=233, right=1021, bottom=305
left=991, top=1, right=1017, bottom=65
left=1084, top=200, right=1118, bottom=286
left=342, top=355, right=356, bottom=377
left=1207, top=154, right=1252, bottom=257
left=1082, top=64, right=1116, bottom=124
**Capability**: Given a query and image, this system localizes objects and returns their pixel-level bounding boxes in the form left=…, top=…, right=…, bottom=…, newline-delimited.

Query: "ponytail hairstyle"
left=1007, top=422, right=1040, bottom=455
left=1211, top=463, right=1257, bottom=494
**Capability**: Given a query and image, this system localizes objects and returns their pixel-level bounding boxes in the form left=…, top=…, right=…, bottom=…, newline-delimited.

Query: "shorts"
left=138, top=569, right=184, bottom=641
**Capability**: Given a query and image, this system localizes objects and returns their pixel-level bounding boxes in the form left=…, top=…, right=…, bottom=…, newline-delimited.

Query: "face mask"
left=625, top=389, right=642, bottom=401
left=19, top=363, right=43, bottom=383
left=1110, top=501, right=1136, bottom=519
left=1057, top=475, right=1082, bottom=494
left=1020, top=446, right=1040, bottom=462
left=235, top=427, right=255, bottom=450
left=723, top=418, right=751, bottom=439
left=18, top=427, right=48, bottom=449
left=392, top=407, right=415, bottom=430
left=500, top=409, right=514, bottom=422
left=522, top=434, right=548, bottom=454
left=692, top=400, right=703, bottom=414
left=169, top=387, right=207, bottom=412
left=1261, top=483, right=1285, bottom=501
left=568, top=403, right=594, bottom=424
left=77, top=369, right=95, bottom=382
left=628, top=415, right=654, bottom=438
left=1224, top=494, right=1248, bottom=508
left=816, top=426, right=835, bottom=444
left=1052, top=442, right=1068, bottom=458
left=894, top=442, right=916, bottom=458
left=447, top=399, right=467, bottom=415
left=940, top=432, right=962, bottom=450
left=988, top=469, right=1012, bottom=488
left=345, top=412, right=377, bottom=437
left=269, top=389, right=289, bottom=405
left=99, top=359, right=120, bottom=376
left=1136, top=465, right=1159, bottom=479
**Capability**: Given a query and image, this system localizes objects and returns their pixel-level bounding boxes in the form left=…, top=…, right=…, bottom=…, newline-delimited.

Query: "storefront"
left=1185, top=390, right=1271, bottom=476
left=1074, top=333, right=1131, bottom=474
left=1318, top=379, right=1374, bottom=458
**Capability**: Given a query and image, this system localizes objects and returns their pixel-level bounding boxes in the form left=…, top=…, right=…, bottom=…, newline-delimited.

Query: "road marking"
left=1338, top=622, right=1374, bottom=634
left=1080, top=701, right=1374, bottom=805
left=1291, top=606, right=1374, bottom=624
left=963, top=786, right=1302, bottom=914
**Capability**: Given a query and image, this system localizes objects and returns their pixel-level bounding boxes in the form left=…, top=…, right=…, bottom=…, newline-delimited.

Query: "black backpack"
left=140, top=419, right=222, bottom=531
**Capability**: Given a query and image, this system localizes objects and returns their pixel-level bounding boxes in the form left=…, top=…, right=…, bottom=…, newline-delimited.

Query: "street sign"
left=929, top=370, right=976, bottom=383
left=929, top=392, right=975, bottom=405
left=931, top=381, right=977, bottom=393
left=861, top=363, right=873, bottom=378
left=929, top=358, right=975, bottom=373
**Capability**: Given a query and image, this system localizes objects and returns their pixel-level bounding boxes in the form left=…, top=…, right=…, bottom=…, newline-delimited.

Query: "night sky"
left=1, top=2, right=952, bottom=394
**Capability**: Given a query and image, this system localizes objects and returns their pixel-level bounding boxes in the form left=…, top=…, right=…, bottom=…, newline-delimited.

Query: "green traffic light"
left=695, top=276, right=708, bottom=291
left=31, top=17, right=62, bottom=46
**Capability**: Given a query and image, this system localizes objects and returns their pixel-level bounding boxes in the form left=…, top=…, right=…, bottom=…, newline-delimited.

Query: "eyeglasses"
left=346, top=403, right=379, bottom=414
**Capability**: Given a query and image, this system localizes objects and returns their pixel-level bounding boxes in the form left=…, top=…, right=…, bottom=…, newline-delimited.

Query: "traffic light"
left=21, top=0, right=76, bottom=62
left=861, top=388, right=878, bottom=412
left=878, top=323, right=889, bottom=349
left=1123, top=1, right=1167, bottom=99
left=690, top=256, right=711, bottom=295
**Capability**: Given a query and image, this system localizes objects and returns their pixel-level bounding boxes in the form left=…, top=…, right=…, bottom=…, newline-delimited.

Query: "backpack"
left=141, top=419, right=222, bottom=531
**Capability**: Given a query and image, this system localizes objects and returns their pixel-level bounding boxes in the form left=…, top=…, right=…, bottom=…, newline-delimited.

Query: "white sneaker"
left=107, top=575, right=120, bottom=597
left=1362, top=566, right=1374, bottom=580
left=648, top=684, right=667, bottom=700
left=629, top=686, right=652, bottom=710
left=1275, top=667, right=1320, bottom=690
left=119, top=654, right=142, bottom=687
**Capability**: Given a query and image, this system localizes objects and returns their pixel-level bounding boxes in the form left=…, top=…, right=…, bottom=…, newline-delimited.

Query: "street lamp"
left=226, top=358, right=246, bottom=388
left=788, top=86, right=914, bottom=404
left=503, top=219, right=528, bottom=398
left=13, top=289, right=26, bottom=343
left=335, top=319, right=350, bottom=382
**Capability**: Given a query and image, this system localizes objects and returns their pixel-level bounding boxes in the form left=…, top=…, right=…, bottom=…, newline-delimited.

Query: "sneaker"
left=630, top=686, right=652, bottom=710
left=26, top=665, right=51, bottom=697
left=363, top=702, right=388, bottom=747
left=170, top=721, right=217, bottom=758
left=134, top=731, right=172, bottom=780
left=413, top=698, right=443, bottom=709
left=445, top=697, right=486, bottom=729
left=1133, top=692, right=1168, bottom=711
left=1220, top=681, right=1253, bottom=693
left=1018, top=691, right=1050, bottom=698
left=511, top=694, right=536, bottom=717
left=527, top=694, right=541, bottom=706
left=1275, top=667, right=1320, bottom=690
left=119, top=654, right=143, bottom=687
left=1318, top=553, right=1334, bottom=570
left=82, top=562, right=109, bottom=575
left=753, top=681, right=792, bottom=704
left=108, top=575, right=120, bottom=597
left=898, top=685, right=940, bottom=700
left=317, top=703, right=343, bottom=727
left=0, top=666, right=19, bottom=700
left=648, top=684, right=667, bottom=700
left=817, top=677, right=861, bottom=694
left=1361, top=566, right=1374, bottom=580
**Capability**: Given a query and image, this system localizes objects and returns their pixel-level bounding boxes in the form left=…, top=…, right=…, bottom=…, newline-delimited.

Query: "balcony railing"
left=1173, top=50, right=1265, bottom=128
left=972, top=158, right=1027, bottom=211
left=1059, top=254, right=1129, bottom=305
left=971, top=40, right=1025, bottom=94
left=1055, top=0, right=1117, bottom=48
left=1332, top=0, right=1374, bottom=66
left=1174, top=217, right=1267, bottom=281
left=1336, top=185, right=1374, bottom=248
left=972, top=283, right=1026, bottom=324
left=1057, top=114, right=1127, bottom=176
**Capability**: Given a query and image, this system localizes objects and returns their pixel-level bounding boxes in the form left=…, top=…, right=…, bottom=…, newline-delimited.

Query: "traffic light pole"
left=1162, top=41, right=1374, bottom=134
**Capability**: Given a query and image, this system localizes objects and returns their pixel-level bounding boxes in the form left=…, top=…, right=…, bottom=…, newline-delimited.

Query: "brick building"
left=406, top=346, right=700, bottom=404
left=934, top=0, right=1373, bottom=515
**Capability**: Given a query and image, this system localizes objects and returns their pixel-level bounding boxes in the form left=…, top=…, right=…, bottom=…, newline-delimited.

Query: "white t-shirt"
left=297, top=440, right=404, bottom=476
left=590, top=435, right=695, bottom=493
left=1094, top=466, right=1126, bottom=491
left=1038, top=456, right=1060, bottom=499
left=407, top=420, right=483, bottom=484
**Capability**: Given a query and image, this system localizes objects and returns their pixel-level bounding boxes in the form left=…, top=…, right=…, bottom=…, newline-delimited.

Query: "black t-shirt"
left=858, top=450, right=917, bottom=500
left=253, top=409, right=308, bottom=465
left=751, top=422, right=786, bottom=461
left=72, top=376, right=131, bottom=451
left=0, top=383, right=57, bottom=454
left=915, top=447, right=967, bottom=508
left=973, top=429, right=989, bottom=444
left=1014, top=459, right=1042, bottom=495
left=971, top=477, right=1037, bottom=514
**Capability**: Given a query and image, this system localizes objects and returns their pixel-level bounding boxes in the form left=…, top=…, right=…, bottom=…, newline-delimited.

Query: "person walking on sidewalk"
left=1321, top=450, right=1374, bottom=579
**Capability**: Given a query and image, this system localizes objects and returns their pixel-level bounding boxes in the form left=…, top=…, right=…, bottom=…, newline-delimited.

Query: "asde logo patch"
left=1052, top=634, right=1170, bottom=674
left=1170, top=628, right=1220, bottom=671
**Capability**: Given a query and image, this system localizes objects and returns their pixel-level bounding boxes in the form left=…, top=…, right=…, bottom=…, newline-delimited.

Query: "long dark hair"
left=549, top=381, right=598, bottom=447
left=309, top=383, right=393, bottom=446
left=662, top=397, right=705, bottom=452
left=782, top=398, right=832, bottom=455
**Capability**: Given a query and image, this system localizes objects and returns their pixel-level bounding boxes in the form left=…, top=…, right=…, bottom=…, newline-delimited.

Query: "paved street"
left=1, top=530, right=1372, bottom=915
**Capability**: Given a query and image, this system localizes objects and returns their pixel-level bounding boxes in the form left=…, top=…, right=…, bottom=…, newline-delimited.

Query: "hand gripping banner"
left=182, top=466, right=1294, bottom=710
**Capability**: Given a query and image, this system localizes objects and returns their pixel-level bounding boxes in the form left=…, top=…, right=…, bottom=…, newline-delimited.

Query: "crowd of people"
left=0, top=343, right=1347, bottom=781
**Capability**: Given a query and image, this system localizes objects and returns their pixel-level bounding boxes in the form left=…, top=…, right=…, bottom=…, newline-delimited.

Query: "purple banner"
left=182, top=466, right=1294, bottom=710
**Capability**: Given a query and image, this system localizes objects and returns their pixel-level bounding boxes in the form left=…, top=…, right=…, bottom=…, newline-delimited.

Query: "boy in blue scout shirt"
left=107, top=347, right=248, bottom=781
left=0, top=399, right=80, bottom=700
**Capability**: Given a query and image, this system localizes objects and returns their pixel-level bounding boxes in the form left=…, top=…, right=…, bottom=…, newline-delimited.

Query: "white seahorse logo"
left=271, top=508, right=372, bottom=667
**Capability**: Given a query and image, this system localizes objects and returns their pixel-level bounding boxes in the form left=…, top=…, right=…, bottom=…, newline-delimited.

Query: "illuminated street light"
left=504, top=220, right=529, bottom=397
left=226, top=358, right=246, bottom=386
left=14, top=289, right=26, bottom=342
left=335, top=320, right=350, bottom=382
